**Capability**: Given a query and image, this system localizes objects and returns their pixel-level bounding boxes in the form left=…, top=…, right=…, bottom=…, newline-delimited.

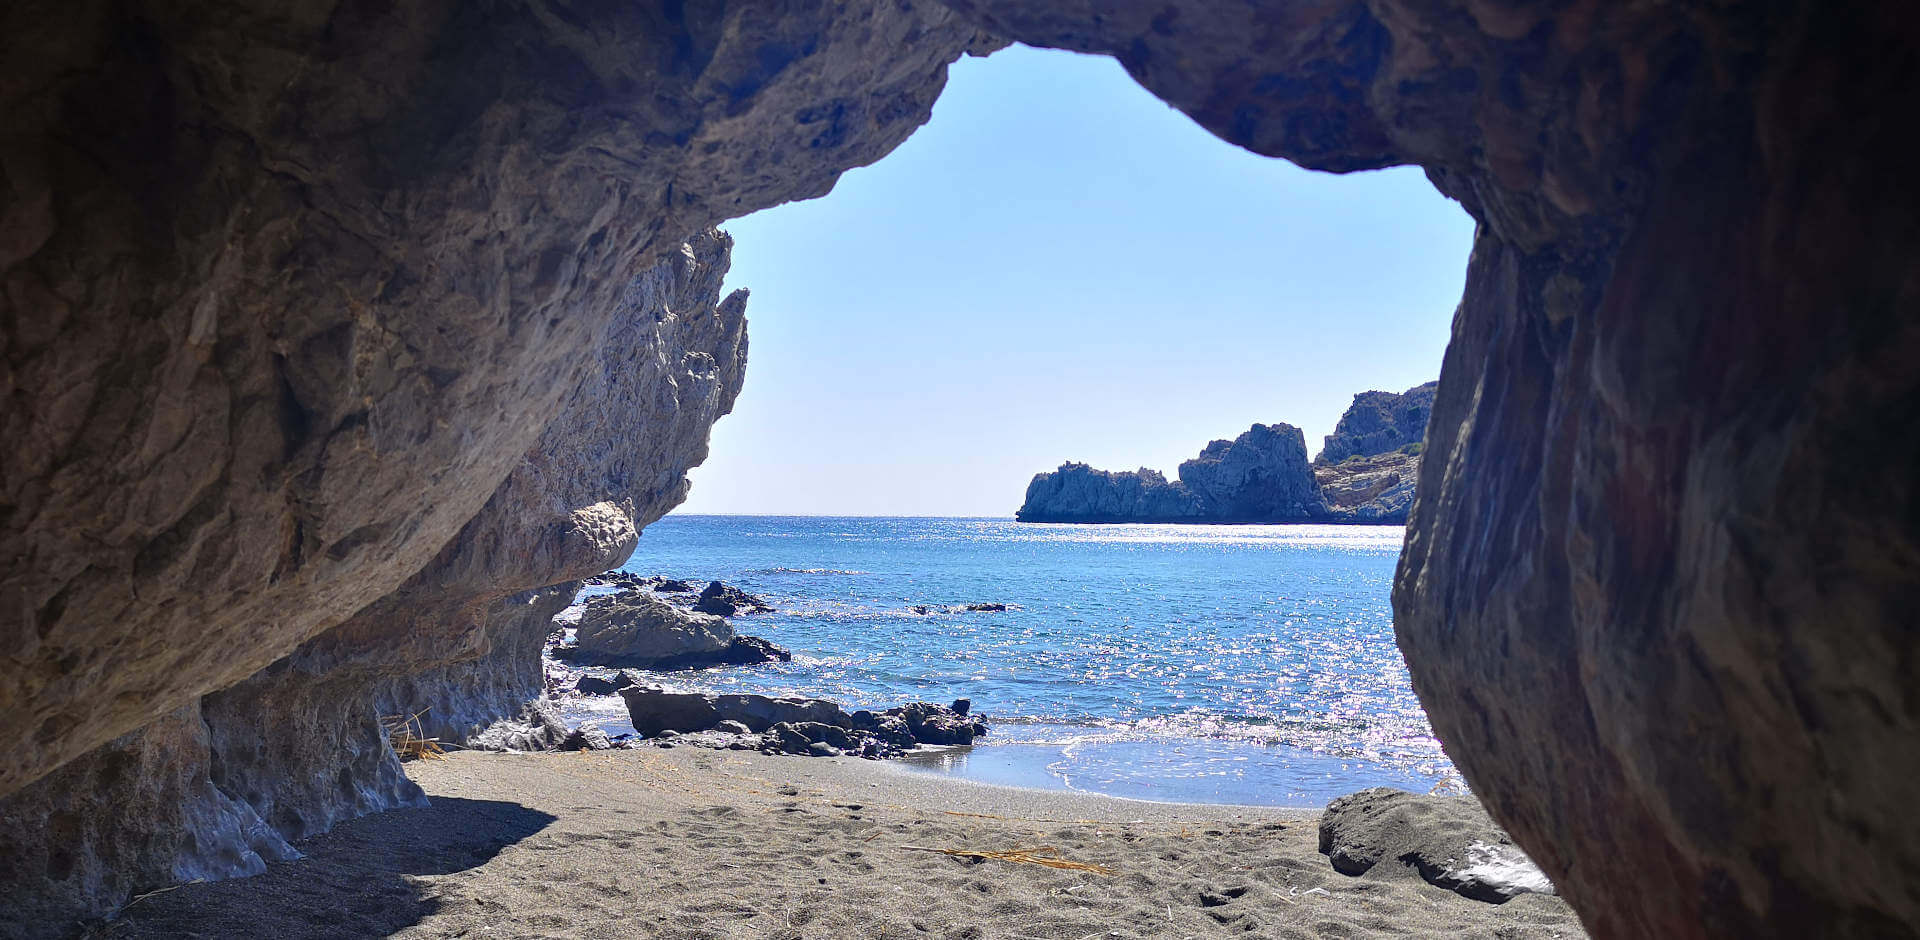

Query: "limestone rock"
left=560, top=726, right=615, bottom=752
left=1319, top=787, right=1555, bottom=904
left=1315, top=450, right=1421, bottom=524
left=951, top=4, right=1920, bottom=936
left=573, top=593, right=734, bottom=667
left=0, top=224, right=754, bottom=924
left=1315, top=383, right=1438, bottom=467
left=1014, top=464, right=1204, bottom=523
left=0, top=705, right=301, bottom=931
left=1017, top=423, right=1326, bottom=523
left=0, top=0, right=995, bottom=802
left=2, top=0, right=1916, bottom=936
left=465, top=699, right=571, bottom=753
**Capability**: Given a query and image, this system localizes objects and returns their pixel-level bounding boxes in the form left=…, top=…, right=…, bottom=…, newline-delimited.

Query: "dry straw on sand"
left=899, top=844, right=1116, bottom=875
left=380, top=710, right=446, bottom=761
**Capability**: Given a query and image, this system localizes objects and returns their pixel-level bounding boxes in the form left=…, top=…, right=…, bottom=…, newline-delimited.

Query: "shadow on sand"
left=94, top=797, right=556, bottom=939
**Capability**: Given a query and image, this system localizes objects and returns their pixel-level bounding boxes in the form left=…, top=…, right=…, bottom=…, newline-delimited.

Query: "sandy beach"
left=97, top=749, right=1584, bottom=939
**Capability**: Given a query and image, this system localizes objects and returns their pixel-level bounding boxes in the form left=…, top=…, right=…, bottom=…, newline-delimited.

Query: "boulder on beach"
left=564, top=592, right=791, bottom=671
left=620, top=687, right=850, bottom=737
left=559, top=726, right=615, bottom=751
left=619, top=687, right=986, bottom=758
left=466, top=700, right=572, bottom=753
left=1318, top=787, right=1556, bottom=904
left=693, top=581, right=773, bottom=616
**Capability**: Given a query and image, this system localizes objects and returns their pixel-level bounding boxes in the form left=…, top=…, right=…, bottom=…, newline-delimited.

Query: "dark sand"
left=95, top=749, right=1585, bottom=938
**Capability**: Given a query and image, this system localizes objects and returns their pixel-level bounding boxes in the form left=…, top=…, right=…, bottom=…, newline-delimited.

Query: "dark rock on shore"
left=584, top=571, right=658, bottom=591
left=693, top=581, right=774, bottom=616
left=560, top=590, right=790, bottom=671
left=1319, top=788, right=1555, bottom=904
left=573, top=672, right=638, bottom=697
left=621, top=688, right=851, bottom=737
left=572, top=593, right=732, bottom=666
left=653, top=579, right=697, bottom=594
left=620, top=688, right=987, bottom=759
left=1017, top=424, right=1326, bottom=523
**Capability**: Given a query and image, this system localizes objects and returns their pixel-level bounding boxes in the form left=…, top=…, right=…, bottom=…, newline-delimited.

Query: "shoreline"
left=103, top=749, right=1584, bottom=939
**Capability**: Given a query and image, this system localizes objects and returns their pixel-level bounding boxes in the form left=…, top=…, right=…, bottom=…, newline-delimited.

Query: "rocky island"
left=1017, top=383, right=1437, bottom=524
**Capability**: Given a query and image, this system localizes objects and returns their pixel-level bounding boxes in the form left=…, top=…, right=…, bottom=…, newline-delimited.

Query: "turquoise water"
left=563, top=515, right=1461, bottom=807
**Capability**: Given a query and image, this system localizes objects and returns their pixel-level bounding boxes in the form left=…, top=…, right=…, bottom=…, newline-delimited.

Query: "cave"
left=3, top=2, right=1917, bottom=938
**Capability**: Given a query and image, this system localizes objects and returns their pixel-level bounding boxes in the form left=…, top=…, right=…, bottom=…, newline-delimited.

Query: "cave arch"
left=2, top=2, right=1917, bottom=937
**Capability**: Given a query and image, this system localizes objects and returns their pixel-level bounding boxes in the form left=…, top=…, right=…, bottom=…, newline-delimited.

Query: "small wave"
left=748, top=567, right=870, bottom=575
left=981, top=711, right=1453, bottom=775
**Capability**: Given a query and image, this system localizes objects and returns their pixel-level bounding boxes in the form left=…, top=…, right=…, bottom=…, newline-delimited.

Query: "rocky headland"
left=5, top=2, right=1917, bottom=937
left=1017, top=383, right=1436, bottom=524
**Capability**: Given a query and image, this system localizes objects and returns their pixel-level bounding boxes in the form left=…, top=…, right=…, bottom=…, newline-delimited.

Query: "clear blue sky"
left=676, top=45, right=1475, bottom=517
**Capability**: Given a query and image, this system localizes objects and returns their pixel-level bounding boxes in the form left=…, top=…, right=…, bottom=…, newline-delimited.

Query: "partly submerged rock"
left=1318, top=788, right=1555, bottom=904
left=584, top=572, right=658, bottom=591
left=573, top=593, right=733, bottom=666
left=712, top=636, right=792, bottom=667
left=573, top=671, right=639, bottom=697
left=692, top=581, right=773, bottom=616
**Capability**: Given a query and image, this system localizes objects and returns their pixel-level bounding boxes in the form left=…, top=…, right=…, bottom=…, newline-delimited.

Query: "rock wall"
left=1312, top=382, right=1435, bottom=524
left=1315, top=450, right=1418, bottom=524
left=1017, top=423, right=1326, bottom=522
left=1019, top=407, right=1426, bottom=524
left=0, top=0, right=996, bottom=801
left=942, top=1, right=1920, bottom=936
left=5, top=1, right=1918, bottom=937
left=1316, top=383, right=1437, bottom=467
left=0, top=228, right=754, bottom=929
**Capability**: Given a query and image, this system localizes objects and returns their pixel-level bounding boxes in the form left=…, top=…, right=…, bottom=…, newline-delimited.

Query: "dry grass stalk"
left=899, top=844, right=1115, bottom=876
left=380, top=709, right=446, bottom=761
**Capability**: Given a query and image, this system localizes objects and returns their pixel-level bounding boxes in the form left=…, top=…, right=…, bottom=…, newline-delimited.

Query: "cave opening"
left=586, top=44, right=1481, bottom=808
left=18, top=2, right=1911, bottom=933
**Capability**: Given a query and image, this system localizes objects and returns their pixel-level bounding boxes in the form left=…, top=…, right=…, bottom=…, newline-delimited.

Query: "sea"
left=554, top=515, right=1462, bottom=808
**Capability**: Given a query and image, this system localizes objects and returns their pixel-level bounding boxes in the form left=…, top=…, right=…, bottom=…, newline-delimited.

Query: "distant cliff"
left=1315, top=382, right=1437, bottom=467
left=1016, top=423, right=1328, bottom=523
left=1017, top=383, right=1437, bottom=525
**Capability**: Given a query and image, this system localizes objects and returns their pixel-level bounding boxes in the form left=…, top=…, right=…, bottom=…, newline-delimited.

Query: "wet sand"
left=100, top=749, right=1584, bottom=938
